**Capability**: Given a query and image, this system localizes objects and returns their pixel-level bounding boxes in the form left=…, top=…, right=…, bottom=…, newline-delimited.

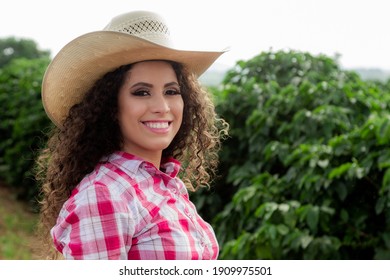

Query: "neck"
left=121, top=146, right=162, bottom=169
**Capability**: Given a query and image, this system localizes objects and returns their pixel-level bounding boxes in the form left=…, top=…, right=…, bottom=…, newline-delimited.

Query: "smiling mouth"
left=142, top=121, right=172, bottom=129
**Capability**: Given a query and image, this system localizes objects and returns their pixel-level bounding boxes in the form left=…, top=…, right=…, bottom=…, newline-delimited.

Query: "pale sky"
left=1, top=0, right=389, bottom=70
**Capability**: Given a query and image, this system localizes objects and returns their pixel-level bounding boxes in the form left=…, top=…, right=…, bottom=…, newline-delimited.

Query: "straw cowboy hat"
left=42, top=10, right=226, bottom=127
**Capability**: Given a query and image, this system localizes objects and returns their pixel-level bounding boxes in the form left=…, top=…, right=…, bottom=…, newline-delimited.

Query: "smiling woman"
left=35, top=10, right=228, bottom=260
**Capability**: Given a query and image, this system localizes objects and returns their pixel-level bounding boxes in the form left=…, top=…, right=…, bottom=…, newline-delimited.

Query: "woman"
left=36, top=10, right=228, bottom=259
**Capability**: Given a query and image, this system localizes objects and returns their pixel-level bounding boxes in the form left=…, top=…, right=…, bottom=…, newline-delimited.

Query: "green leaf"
left=300, top=235, right=313, bottom=249
left=328, top=162, right=352, bottom=179
left=276, top=224, right=290, bottom=235
left=382, top=232, right=390, bottom=248
left=375, top=197, right=386, bottom=214
left=376, top=117, right=390, bottom=145
left=381, top=168, right=390, bottom=194
left=340, top=209, right=349, bottom=223
left=306, top=206, right=319, bottom=232
left=378, top=150, right=390, bottom=170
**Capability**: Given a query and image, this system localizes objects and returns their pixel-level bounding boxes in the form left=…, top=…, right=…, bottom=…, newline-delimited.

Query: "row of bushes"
left=193, top=50, right=390, bottom=259
left=0, top=38, right=51, bottom=205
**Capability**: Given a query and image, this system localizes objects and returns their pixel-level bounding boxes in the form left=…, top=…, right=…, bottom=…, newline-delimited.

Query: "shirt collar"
left=160, top=157, right=181, bottom=177
left=104, top=151, right=181, bottom=178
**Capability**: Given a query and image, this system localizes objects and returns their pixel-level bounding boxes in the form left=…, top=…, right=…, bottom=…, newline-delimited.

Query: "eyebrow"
left=130, top=82, right=180, bottom=89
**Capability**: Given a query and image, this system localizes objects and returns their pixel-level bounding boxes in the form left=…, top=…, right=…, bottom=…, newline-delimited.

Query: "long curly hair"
left=35, top=60, right=228, bottom=258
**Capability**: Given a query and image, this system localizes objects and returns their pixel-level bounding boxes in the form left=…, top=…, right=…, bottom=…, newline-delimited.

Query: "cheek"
left=117, top=99, right=140, bottom=128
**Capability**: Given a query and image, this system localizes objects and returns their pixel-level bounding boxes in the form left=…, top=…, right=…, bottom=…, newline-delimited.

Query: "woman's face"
left=117, top=60, right=184, bottom=164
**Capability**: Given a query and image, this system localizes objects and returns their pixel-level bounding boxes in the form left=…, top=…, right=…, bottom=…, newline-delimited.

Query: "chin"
left=147, top=141, right=172, bottom=152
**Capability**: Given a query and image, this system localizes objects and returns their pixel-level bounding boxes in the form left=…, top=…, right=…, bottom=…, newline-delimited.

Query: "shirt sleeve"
left=51, top=183, right=135, bottom=259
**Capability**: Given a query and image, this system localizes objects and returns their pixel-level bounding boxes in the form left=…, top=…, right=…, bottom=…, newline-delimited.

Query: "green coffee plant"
left=211, top=50, right=390, bottom=259
left=0, top=57, right=51, bottom=203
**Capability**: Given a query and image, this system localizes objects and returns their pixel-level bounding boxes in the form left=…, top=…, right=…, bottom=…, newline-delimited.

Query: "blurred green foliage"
left=194, top=50, right=390, bottom=259
left=0, top=37, right=51, bottom=204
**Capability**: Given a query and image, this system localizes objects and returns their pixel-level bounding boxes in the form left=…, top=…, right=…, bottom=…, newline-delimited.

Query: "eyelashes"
left=165, top=89, right=182, bottom=96
left=131, top=89, right=181, bottom=96
left=131, top=89, right=150, bottom=97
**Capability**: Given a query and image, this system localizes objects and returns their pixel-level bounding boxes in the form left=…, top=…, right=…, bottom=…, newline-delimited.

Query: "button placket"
left=184, top=207, right=209, bottom=252
left=163, top=176, right=179, bottom=197
left=184, top=208, right=193, bottom=219
left=173, top=181, right=211, bottom=256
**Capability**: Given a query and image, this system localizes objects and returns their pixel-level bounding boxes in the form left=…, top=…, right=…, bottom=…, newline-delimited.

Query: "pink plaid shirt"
left=51, top=151, right=219, bottom=259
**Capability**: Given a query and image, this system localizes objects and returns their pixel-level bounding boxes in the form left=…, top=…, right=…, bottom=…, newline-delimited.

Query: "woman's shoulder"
left=67, top=154, right=142, bottom=206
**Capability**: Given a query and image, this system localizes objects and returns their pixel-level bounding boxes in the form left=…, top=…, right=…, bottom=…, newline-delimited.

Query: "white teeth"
left=144, top=122, right=170, bottom=129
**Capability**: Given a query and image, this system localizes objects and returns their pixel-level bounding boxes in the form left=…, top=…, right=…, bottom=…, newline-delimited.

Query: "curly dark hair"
left=35, top=60, right=228, bottom=258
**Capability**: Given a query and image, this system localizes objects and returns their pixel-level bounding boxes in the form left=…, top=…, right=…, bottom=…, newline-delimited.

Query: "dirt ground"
left=0, top=182, right=40, bottom=259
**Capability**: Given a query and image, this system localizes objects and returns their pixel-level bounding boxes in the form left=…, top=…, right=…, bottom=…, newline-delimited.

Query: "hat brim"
left=42, top=31, right=225, bottom=127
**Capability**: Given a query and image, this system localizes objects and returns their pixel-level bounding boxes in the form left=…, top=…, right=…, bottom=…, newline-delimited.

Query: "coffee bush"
left=206, top=50, right=390, bottom=259
left=0, top=57, right=51, bottom=203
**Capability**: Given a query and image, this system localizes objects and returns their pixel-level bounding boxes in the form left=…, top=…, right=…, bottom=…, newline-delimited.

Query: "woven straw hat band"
left=103, top=11, right=173, bottom=47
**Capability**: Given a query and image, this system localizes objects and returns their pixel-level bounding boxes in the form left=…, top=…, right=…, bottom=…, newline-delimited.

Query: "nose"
left=150, top=93, right=170, bottom=114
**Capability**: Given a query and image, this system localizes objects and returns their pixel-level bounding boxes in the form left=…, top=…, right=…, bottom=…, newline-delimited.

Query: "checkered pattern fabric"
left=51, top=151, right=219, bottom=259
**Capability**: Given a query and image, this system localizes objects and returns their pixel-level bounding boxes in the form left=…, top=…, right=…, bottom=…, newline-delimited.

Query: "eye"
left=165, top=88, right=181, bottom=96
left=131, top=89, right=150, bottom=97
